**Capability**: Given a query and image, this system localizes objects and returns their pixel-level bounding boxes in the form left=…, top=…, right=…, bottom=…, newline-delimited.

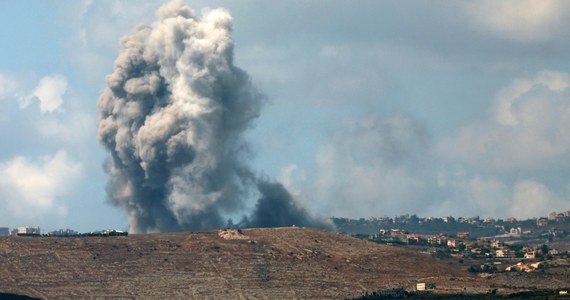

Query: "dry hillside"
left=0, top=227, right=494, bottom=299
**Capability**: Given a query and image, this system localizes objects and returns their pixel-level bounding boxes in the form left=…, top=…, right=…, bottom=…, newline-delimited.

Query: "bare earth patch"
left=218, top=229, right=249, bottom=240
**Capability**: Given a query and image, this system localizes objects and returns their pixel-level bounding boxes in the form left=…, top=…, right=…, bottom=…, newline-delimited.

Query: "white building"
left=18, top=226, right=40, bottom=235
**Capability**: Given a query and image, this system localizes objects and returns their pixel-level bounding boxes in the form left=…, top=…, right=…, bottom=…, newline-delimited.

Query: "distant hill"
left=0, top=228, right=503, bottom=298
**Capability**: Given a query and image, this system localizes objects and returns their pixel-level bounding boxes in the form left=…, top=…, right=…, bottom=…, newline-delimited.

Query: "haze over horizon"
left=1, top=0, right=570, bottom=232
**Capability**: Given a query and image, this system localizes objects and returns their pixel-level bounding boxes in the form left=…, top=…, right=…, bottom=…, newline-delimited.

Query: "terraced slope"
left=0, top=228, right=490, bottom=299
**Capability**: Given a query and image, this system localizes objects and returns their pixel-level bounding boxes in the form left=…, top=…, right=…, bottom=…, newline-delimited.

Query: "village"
left=0, top=226, right=126, bottom=237
left=334, top=209, right=570, bottom=277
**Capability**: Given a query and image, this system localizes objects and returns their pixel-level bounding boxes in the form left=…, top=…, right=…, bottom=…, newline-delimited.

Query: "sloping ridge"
left=0, top=227, right=489, bottom=299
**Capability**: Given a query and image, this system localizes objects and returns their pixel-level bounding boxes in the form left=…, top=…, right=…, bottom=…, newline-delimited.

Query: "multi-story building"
left=0, top=227, right=9, bottom=236
left=548, top=212, right=558, bottom=221
left=18, top=226, right=41, bottom=235
left=48, top=229, right=79, bottom=236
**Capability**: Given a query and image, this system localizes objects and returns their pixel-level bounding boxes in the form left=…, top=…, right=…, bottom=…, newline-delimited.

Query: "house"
left=490, top=240, right=502, bottom=249
left=524, top=251, right=536, bottom=259
left=407, top=234, right=421, bottom=244
left=548, top=212, right=557, bottom=220
left=549, top=248, right=560, bottom=255
left=468, top=217, right=480, bottom=225
left=509, top=227, right=522, bottom=235
left=505, top=217, right=517, bottom=223
left=416, top=283, right=426, bottom=291
left=427, top=236, right=445, bottom=246
left=457, top=232, right=470, bottom=239
left=447, top=239, right=456, bottom=248
left=390, top=229, right=406, bottom=235
left=536, top=217, right=548, bottom=227
left=492, top=247, right=516, bottom=258
left=416, top=282, right=435, bottom=291
left=471, top=248, right=482, bottom=254
left=495, top=249, right=508, bottom=258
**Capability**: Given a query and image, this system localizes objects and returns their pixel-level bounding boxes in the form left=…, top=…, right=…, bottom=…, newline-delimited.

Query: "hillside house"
left=457, top=232, right=470, bottom=239
left=495, top=249, right=514, bottom=258
left=407, top=234, right=421, bottom=244
left=536, top=218, right=548, bottom=227
left=427, top=236, right=445, bottom=246
left=549, top=212, right=558, bottom=220
left=549, top=248, right=560, bottom=255
left=490, top=240, right=502, bottom=249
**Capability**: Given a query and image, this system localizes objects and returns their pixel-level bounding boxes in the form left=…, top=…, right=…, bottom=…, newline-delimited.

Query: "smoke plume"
left=97, top=0, right=326, bottom=233
left=240, top=180, right=330, bottom=229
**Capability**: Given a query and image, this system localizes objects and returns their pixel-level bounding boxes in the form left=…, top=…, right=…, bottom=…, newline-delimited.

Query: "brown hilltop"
left=0, top=227, right=491, bottom=299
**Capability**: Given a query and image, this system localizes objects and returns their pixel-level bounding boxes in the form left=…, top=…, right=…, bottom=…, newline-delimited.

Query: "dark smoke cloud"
left=241, top=180, right=332, bottom=230
left=97, top=0, right=323, bottom=233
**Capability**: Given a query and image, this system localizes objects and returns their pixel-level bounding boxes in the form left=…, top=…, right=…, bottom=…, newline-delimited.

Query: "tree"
left=457, top=243, right=466, bottom=252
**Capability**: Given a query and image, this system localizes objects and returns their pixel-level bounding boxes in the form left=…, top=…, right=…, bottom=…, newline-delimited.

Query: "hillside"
left=0, top=227, right=495, bottom=299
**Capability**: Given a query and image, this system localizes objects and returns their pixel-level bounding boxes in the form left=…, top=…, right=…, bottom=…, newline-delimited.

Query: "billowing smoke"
left=240, top=180, right=330, bottom=229
left=97, top=0, right=327, bottom=233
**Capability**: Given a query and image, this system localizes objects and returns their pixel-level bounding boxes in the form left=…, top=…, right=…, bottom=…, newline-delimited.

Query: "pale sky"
left=1, top=0, right=570, bottom=232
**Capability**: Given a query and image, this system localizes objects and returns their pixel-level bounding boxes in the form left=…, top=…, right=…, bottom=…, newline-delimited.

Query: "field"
left=0, top=227, right=538, bottom=299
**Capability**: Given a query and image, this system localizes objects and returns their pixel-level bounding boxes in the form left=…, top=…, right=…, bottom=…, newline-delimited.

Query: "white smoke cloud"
left=510, top=180, right=565, bottom=219
left=463, top=0, right=568, bottom=42
left=22, top=74, right=68, bottom=113
left=430, top=170, right=566, bottom=219
left=293, top=71, right=570, bottom=220
left=427, top=70, right=570, bottom=218
left=301, top=115, right=434, bottom=218
left=278, top=164, right=306, bottom=197
left=440, top=70, right=570, bottom=171
left=0, top=150, right=82, bottom=223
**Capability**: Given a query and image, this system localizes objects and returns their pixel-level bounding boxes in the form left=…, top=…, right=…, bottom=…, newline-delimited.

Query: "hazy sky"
left=1, top=0, right=570, bottom=232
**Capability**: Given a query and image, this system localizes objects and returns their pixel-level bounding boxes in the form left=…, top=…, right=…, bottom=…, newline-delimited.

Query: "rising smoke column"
left=97, top=0, right=328, bottom=233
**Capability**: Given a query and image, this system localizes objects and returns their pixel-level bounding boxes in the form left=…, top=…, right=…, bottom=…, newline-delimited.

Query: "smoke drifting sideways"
left=97, top=0, right=329, bottom=233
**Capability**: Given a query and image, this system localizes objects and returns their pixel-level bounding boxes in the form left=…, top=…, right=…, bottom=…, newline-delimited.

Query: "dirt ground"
left=0, top=227, right=524, bottom=299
